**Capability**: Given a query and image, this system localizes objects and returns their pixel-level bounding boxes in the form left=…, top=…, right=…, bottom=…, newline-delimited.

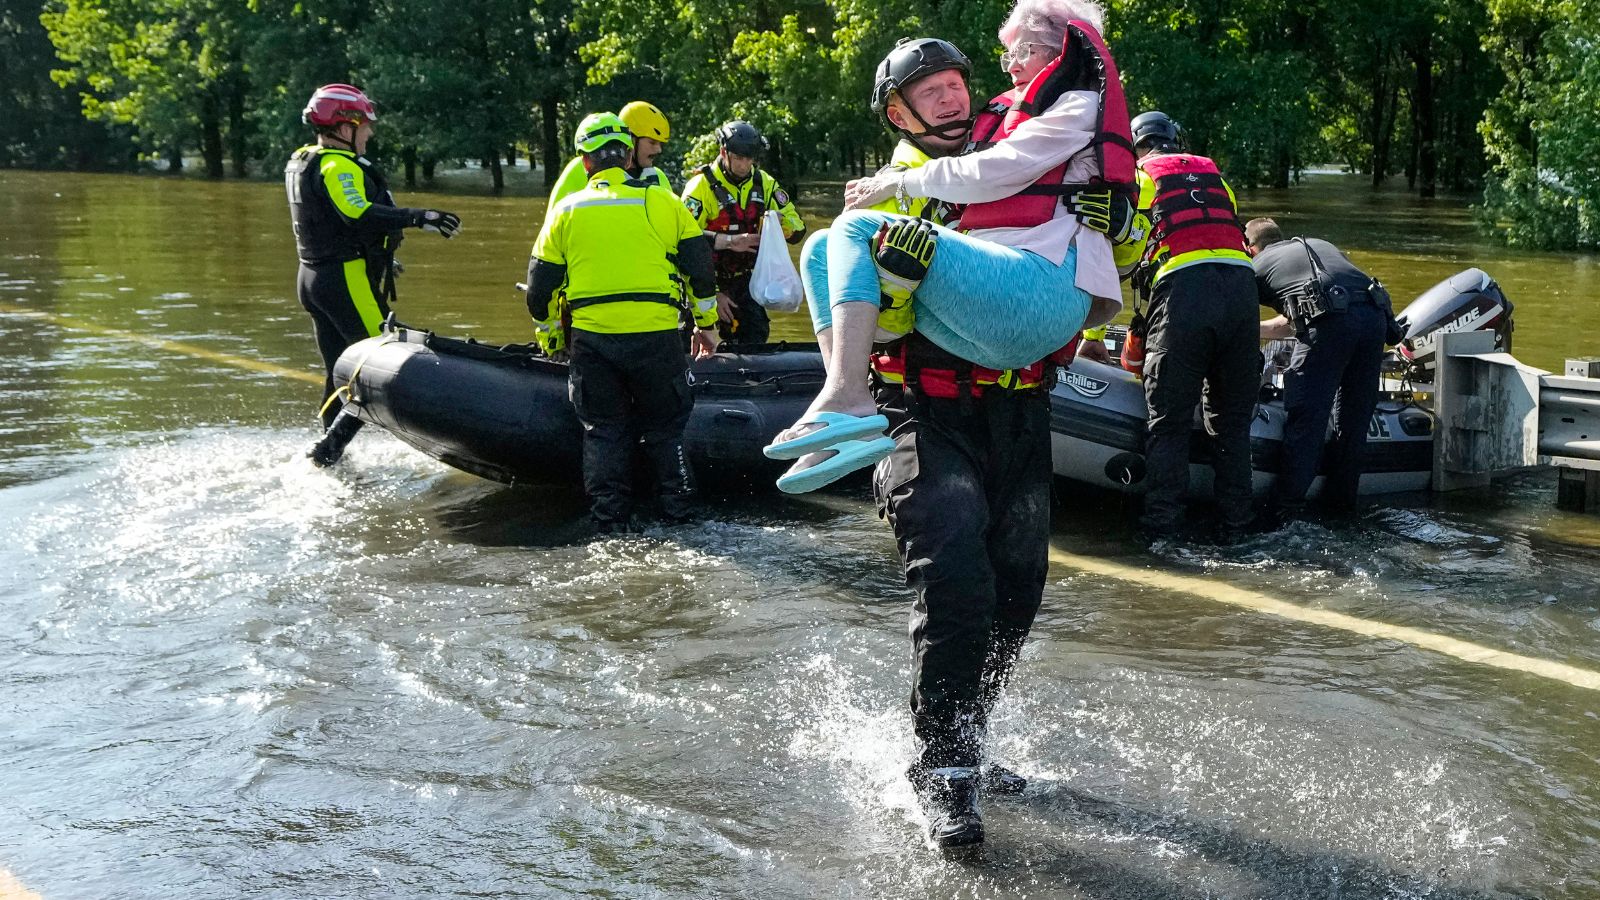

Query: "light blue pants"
left=801, top=209, right=1091, bottom=370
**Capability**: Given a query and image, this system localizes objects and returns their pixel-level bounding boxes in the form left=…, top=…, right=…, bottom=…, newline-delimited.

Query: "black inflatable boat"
left=331, top=267, right=1512, bottom=496
left=332, top=323, right=822, bottom=486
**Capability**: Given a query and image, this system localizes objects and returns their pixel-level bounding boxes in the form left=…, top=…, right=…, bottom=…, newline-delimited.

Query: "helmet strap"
left=319, top=121, right=360, bottom=153
left=891, top=97, right=973, bottom=157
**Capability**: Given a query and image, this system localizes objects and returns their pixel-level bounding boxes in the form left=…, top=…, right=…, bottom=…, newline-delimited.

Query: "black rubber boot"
left=909, top=764, right=983, bottom=852
left=642, top=438, right=697, bottom=524
left=594, top=516, right=641, bottom=536
left=307, top=409, right=363, bottom=468
left=980, top=763, right=1027, bottom=796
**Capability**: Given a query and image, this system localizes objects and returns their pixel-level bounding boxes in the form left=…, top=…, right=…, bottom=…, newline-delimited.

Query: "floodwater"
left=2, top=167, right=1599, bottom=898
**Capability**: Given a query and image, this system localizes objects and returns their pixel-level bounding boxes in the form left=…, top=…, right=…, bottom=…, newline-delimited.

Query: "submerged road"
left=2, top=169, right=1598, bottom=897
left=10, top=299, right=1600, bottom=696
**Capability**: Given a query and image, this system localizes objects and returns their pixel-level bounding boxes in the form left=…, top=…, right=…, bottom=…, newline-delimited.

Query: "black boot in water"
left=909, top=764, right=983, bottom=852
left=980, top=762, right=1027, bottom=796
left=307, top=409, right=363, bottom=468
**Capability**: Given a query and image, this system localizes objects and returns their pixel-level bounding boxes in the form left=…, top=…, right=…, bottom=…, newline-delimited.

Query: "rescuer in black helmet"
left=871, top=37, right=976, bottom=158
left=1130, top=110, right=1184, bottom=155
left=679, top=120, right=807, bottom=352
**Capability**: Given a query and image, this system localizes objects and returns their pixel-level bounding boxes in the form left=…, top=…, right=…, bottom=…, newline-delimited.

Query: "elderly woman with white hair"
left=767, top=0, right=1130, bottom=495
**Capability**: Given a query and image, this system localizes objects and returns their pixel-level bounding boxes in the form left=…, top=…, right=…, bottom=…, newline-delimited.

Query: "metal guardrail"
left=1433, top=330, right=1600, bottom=510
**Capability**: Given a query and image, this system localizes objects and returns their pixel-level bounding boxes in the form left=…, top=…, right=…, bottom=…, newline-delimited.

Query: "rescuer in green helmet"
left=525, top=112, right=719, bottom=532
left=546, top=101, right=674, bottom=209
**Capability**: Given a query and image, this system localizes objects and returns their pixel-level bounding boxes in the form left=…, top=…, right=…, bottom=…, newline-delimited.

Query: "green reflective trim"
left=567, top=197, right=647, bottom=209
left=320, top=154, right=371, bottom=220
left=344, top=259, right=383, bottom=335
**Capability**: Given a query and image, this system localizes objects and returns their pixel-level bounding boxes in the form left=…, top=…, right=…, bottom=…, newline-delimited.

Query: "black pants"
left=873, top=382, right=1053, bottom=770
left=1272, top=302, right=1389, bottom=513
left=1141, top=263, right=1261, bottom=532
left=568, top=328, right=696, bottom=525
left=298, top=261, right=388, bottom=429
left=715, top=272, right=770, bottom=346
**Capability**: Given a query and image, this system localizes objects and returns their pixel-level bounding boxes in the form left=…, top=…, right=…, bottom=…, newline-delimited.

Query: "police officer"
left=1126, top=111, right=1259, bottom=544
left=547, top=101, right=674, bottom=207
left=680, top=121, right=806, bottom=350
left=526, top=113, right=719, bottom=532
left=286, top=83, right=461, bottom=467
left=1247, top=217, right=1395, bottom=522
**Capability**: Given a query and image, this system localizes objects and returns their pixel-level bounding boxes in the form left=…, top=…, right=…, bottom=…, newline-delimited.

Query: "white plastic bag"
left=749, top=210, right=804, bottom=313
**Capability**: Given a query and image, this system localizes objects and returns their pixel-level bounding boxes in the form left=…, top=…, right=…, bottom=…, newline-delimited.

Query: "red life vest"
left=959, top=19, right=1135, bottom=231
left=698, top=163, right=772, bottom=281
left=699, top=163, right=768, bottom=235
left=871, top=332, right=1082, bottom=399
left=1137, top=153, right=1247, bottom=264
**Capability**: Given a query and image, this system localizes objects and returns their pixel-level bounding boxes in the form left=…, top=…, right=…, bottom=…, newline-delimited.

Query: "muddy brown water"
left=1, top=168, right=1597, bottom=898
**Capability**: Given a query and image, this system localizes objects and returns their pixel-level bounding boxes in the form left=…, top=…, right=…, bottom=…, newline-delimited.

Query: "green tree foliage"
left=41, top=0, right=250, bottom=175
left=1, top=0, right=133, bottom=167
left=1478, top=0, right=1600, bottom=248
left=0, top=0, right=1584, bottom=247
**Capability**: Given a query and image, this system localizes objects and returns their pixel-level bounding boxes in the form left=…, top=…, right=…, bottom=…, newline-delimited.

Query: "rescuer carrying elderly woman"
left=771, top=0, right=1137, bottom=853
left=764, top=0, right=1134, bottom=497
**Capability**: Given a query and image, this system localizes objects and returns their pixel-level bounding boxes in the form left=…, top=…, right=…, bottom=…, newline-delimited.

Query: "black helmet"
left=716, top=120, right=767, bottom=158
left=1131, top=110, right=1184, bottom=153
left=870, top=37, right=972, bottom=116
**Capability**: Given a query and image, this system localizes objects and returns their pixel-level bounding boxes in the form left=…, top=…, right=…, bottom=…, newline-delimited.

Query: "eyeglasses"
left=1000, top=42, right=1058, bottom=70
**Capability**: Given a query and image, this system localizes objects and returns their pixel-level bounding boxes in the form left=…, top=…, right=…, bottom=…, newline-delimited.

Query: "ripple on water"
left=0, top=427, right=1595, bottom=897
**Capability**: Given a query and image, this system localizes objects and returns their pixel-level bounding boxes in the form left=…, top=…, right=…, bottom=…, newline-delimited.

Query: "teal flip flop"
left=764, top=411, right=890, bottom=460
left=775, top=437, right=897, bottom=494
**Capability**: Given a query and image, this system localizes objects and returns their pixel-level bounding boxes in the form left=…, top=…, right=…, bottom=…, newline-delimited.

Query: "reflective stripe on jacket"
left=532, top=167, right=714, bottom=333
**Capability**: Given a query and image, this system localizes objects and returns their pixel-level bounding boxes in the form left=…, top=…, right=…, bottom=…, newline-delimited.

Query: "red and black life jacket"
left=699, top=163, right=771, bottom=280
left=699, top=164, right=769, bottom=235
left=872, top=332, right=1082, bottom=400
left=1138, top=153, right=1247, bottom=265
left=959, top=19, right=1135, bottom=231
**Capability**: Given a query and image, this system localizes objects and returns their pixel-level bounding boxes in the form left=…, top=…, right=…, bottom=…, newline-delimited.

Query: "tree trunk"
left=1368, top=48, right=1390, bottom=187
left=1404, top=86, right=1418, bottom=191
left=1273, top=145, right=1291, bottom=189
left=1446, top=54, right=1470, bottom=192
left=1376, top=78, right=1399, bottom=185
left=167, top=143, right=183, bottom=173
left=423, top=158, right=436, bottom=182
left=1410, top=43, right=1436, bottom=198
left=403, top=146, right=418, bottom=187
left=228, top=77, right=247, bottom=178
left=506, top=146, right=517, bottom=168
left=541, top=96, right=561, bottom=188
left=489, top=151, right=504, bottom=194
left=200, top=92, right=224, bottom=178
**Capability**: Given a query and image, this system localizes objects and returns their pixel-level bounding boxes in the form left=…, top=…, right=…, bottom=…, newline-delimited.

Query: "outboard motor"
left=1395, top=268, right=1513, bottom=382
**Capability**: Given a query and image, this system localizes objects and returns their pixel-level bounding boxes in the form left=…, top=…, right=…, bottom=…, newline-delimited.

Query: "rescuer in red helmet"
left=285, top=83, right=463, bottom=467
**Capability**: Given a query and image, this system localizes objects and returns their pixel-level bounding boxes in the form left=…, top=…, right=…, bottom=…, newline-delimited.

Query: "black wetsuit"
left=285, top=145, right=410, bottom=428
left=873, top=359, right=1054, bottom=772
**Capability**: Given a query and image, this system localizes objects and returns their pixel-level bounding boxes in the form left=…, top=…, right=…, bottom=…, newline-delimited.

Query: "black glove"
left=413, top=209, right=462, bottom=239
left=873, top=218, right=938, bottom=296
left=1065, top=189, right=1136, bottom=244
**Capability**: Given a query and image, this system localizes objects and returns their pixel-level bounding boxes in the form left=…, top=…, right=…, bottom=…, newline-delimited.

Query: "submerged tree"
left=41, top=0, right=250, bottom=176
left=1479, top=0, right=1600, bottom=248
